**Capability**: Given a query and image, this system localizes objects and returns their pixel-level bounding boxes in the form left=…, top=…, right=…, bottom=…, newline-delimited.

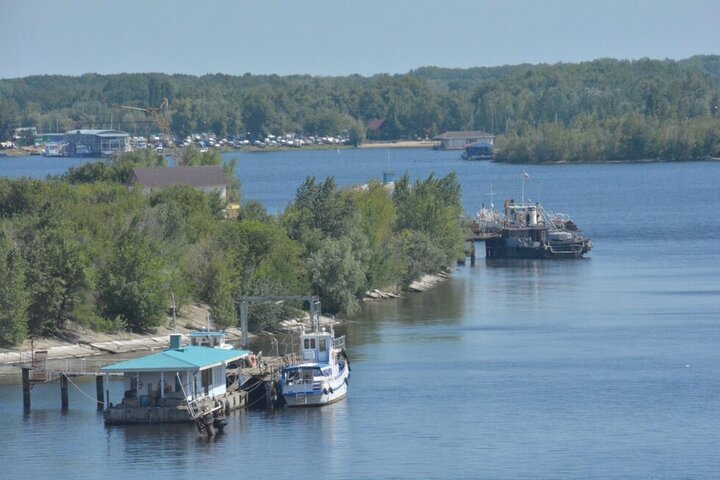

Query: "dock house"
left=128, top=166, right=229, bottom=201
left=433, top=131, right=495, bottom=150
left=65, top=129, right=129, bottom=157
left=100, top=334, right=249, bottom=425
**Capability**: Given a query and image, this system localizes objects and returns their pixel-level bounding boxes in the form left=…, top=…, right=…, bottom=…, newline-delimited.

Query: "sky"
left=1, top=0, right=718, bottom=79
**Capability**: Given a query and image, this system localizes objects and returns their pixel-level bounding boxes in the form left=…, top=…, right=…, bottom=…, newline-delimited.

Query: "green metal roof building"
left=101, top=346, right=249, bottom=373
left=101, top=340, right=249, bottom=406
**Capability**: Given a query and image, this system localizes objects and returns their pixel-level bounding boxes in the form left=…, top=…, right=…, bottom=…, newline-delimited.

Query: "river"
left=1, top=150, right=719, bottom=479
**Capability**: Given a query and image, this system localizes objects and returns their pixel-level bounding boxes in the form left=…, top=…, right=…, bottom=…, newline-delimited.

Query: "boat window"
left=304, top=339, right=310, bottom=349
left=319, top=339, right=327, bottom=351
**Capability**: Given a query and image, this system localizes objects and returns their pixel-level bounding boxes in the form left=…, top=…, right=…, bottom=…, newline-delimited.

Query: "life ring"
left=247, top=354, right=257, bottom=368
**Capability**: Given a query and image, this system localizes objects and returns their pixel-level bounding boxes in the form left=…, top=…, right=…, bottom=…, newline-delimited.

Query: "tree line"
left=0, top=153, right=464, bottom=346
left=1, top=56, right=720, bottom=160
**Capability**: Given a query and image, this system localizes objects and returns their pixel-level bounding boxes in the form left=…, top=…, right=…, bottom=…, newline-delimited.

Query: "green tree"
left=97, top=227, right=166, bottom=332
left=307, top=237, right=366, bottom=315
left=348, top=181, right=399, bottom=288
left=393, top=173, right=464, bottom=266
left=393, top=230, right=447, bottom=289
left=19, top=205, right=89, bottom=335
left=205, top=257, right=237, bottom=330
left=0, top=229, right=28, bottom=345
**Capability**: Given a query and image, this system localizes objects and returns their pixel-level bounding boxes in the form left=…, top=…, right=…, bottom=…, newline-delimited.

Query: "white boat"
left=279, top=313, right=350, bottom=407
left=188, top=328, right=234, bottom=350
left=43, top=143, right=66, bottom=157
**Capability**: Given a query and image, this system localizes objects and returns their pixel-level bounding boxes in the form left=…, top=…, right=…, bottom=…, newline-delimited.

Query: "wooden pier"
left=17, top=350, right=300, bottom=415
left=234, top=353, right=301, bottom=409
left=19, top=350, right=107, bottom=413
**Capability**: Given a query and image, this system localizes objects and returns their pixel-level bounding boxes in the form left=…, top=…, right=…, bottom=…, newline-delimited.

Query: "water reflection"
left=481, top=258, right=589, bottom=314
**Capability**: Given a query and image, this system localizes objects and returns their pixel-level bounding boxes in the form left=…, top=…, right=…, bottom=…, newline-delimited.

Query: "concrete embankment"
left=363, top=271, right=451, bottom=301
left=0, top=304, right=244, bottom=366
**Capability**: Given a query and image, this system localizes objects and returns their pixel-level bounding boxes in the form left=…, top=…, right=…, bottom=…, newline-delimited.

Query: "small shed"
left=128, top=166, right=229, bottom=200
left=433, top=131, right=495, bottom=150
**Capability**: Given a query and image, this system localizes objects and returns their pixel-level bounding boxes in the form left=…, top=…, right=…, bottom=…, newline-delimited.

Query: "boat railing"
left=333, top=335, right=346, bottom=350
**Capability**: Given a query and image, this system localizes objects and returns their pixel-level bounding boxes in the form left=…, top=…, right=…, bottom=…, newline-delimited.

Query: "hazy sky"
left=1, top=0, right=718, bottom=78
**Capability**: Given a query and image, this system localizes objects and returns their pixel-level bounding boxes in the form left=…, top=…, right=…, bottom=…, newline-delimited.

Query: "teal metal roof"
left=101, top=346, right=250, bottom=373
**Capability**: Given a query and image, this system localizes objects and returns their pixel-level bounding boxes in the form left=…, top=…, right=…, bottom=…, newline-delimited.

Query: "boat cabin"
left=189, top=329, right=233, bottom=349
left=504, top=201, right=546, bottom=227
left=299, top=329, right=342, bottom=364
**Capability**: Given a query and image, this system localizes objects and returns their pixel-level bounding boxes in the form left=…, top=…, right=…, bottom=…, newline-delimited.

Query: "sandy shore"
left=357, top=140, right=435, bottom=149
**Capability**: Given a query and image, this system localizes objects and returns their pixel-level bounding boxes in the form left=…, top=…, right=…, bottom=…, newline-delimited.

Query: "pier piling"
left=60, top=374, right=69, bottom=411
left=96, top=375, right=104, bottom=411
left=22, top=368, right=31, bottom=412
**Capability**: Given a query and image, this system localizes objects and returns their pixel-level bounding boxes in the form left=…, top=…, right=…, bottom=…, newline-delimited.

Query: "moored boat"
left=485, top=199, right=592, bottom=259
left=278, top=311, right=350, bottom=407
left=461, top=141, right=494, bottom=160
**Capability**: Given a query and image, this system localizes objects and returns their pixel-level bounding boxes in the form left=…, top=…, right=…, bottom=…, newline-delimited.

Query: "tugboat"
left=485, top=199, right=592, bottom=259
left=278, top=306, right=350, bottom=407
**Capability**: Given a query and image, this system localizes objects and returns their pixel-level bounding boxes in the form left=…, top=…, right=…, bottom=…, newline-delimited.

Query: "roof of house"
left=65, top=129, right=129, bottom=137
left=433, top=130, right=494, bottom=140
left=100, top=345, right=249, bottom=373
left=130, top=166, right=228, bottom=189
left=366, top=118, right=386, bottom=131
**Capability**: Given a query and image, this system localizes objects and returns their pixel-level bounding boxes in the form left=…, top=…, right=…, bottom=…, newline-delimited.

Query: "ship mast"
left=486, top=184, right=496, bottom=211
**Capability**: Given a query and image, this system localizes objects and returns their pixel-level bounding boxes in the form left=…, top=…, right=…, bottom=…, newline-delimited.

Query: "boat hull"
left=281, top=366, right=349, bottom=408
left=485, top=238, right=589, bottom=259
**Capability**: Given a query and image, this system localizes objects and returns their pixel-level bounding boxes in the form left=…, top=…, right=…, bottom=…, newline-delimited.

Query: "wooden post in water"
left=96, top=375, right=104, bottom=411
left=60, top=374, right=69, bottom=411
left=22, top=367, right=31, bottom=412
left=470, top=243, right=476, bottom=266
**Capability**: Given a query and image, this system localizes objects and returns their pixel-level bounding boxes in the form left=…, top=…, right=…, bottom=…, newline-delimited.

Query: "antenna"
left=487, top=184, right=496, bottom=211
left=171, top=292, right=177, bottom=334
left=521, top=171, right=529, bottom=203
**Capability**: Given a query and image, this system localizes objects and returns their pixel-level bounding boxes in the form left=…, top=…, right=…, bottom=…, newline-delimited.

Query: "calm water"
left=1, top=151, right=719, bottom=479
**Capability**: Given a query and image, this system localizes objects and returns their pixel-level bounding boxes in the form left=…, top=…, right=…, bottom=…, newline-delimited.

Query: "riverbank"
left=0, top=271, right=452, bottom=366
left=0, top=304, right=245, bottom=365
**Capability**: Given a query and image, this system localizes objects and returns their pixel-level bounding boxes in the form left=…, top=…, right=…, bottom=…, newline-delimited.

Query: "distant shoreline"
left=357, top=140, right=435, bottom=149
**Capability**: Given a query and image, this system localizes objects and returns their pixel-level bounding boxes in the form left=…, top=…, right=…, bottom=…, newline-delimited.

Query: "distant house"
left=128, top=165, right=229, bottom=200
left=65, top=129, right=129, bottom=157
left=433, top=131, right=495, bottom=150
left=366, top=118, right=387, bottom=140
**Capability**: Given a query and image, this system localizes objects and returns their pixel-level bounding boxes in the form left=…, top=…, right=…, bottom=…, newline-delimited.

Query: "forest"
left=2, top=56, right=720, bottom=161
left=0, top=149, right=465, bottom=346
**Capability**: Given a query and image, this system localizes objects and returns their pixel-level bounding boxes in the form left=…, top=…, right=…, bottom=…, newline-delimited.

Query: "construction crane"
left=116, top=98, right=180, bottom=165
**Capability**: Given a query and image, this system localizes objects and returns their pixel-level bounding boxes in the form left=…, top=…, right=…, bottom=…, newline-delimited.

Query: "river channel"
left=1, top=150, right=718, bottom=478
